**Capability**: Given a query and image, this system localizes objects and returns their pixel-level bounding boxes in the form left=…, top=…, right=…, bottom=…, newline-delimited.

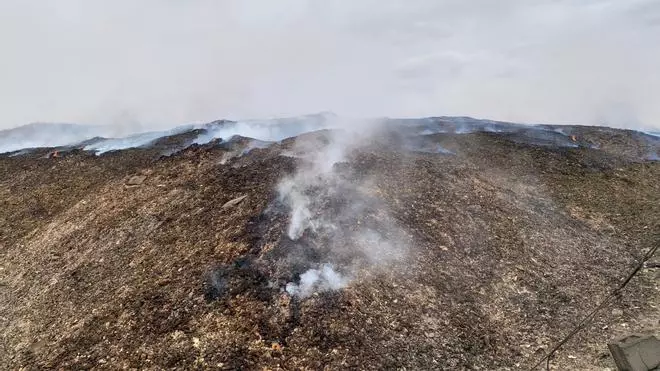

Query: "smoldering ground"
left=2, top=111, right=659, bottom=369
left=204, top=118, right=413, bottom=303
left=200, top=112, right=659, bottom=305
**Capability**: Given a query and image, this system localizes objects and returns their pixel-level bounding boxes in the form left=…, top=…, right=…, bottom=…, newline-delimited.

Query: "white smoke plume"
left=84, top=125, right=194, bottom=154
left=285, top=263, right=349, bottom=298
left=276, top=117, right=409, bottom=298
left=0, top=123, right=112, bottom=154
left=194, top=113, right=334, bottom=146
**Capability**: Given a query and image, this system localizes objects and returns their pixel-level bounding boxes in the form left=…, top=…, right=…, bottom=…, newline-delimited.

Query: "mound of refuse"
left=0, top=115, right=658, bottom=369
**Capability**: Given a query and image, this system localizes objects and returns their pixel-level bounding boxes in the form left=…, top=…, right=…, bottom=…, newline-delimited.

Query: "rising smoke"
left=275, top=117, right=409, bottom=298
left=285, top=263, right=349, bottom=298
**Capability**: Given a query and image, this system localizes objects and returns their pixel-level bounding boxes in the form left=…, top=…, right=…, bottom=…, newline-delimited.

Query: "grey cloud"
left=0, top=0, right=658, bottom=132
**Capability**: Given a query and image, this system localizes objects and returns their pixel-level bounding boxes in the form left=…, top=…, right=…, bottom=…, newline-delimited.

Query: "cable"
left=530, top=242, right=659, bottom=370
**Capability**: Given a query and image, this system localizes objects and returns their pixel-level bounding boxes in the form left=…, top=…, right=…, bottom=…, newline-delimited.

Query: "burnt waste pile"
left=2, top=113, right=658, bottom=162
left=202, top=127, right=412, bottom=349
left=0, top=114, right=659, bottom=369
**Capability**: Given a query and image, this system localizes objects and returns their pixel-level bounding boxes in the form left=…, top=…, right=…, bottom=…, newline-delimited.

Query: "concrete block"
left=608, top=334, right=660, bottom=371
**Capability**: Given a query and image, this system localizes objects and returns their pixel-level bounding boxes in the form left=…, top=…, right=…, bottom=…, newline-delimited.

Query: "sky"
left=1, top=0, right=659, bottom=132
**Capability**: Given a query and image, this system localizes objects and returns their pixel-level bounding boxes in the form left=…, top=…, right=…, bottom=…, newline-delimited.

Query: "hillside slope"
left=0, top=119, right=659, bottom=369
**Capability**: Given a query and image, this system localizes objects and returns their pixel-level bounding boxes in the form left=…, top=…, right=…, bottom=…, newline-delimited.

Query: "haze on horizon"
left=1, top=0, right=659, bottom=134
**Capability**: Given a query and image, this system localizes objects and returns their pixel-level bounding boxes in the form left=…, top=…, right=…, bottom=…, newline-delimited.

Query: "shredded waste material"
left=0, top=118, right=658, bottom=370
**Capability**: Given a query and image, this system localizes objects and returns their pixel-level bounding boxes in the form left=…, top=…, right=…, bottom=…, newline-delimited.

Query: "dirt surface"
left=0, top=122, right=659, bottom=370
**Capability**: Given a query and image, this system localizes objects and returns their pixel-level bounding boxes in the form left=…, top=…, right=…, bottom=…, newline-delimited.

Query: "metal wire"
left=530, top=243, right=659, bottom=370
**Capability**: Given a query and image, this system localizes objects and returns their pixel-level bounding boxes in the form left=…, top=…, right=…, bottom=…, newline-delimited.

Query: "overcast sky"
left=1, top=0, right=659, bottom=131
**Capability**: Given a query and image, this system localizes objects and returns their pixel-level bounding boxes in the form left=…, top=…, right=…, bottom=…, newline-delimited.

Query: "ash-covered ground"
left=0, top=115, right=658, bottom=370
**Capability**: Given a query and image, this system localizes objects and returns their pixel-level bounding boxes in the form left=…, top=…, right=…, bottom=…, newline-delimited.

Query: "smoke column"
left=276, top=117, right=409, bottom=298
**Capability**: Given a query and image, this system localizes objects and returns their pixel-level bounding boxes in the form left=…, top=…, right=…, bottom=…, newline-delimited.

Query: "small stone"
left=29, top=340, right=47, bottom=354
left=126, top=175, right=147, bottom=186
left=222, top=195, right=247, bottom=209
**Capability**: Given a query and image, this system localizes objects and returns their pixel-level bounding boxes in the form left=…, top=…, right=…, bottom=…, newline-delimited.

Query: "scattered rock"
left=222, top=195, right=247, bottom=209
left=608, top=334, right=660, bottom=371
left=28, top=340, right=47, bottom=355
left=612, top=308, right=624, bottom=317
left=126, top=175, right=147, bottom=186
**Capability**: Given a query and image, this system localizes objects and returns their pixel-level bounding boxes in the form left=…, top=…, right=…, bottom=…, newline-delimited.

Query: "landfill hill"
left=0, top=116, right=659, bottom=370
